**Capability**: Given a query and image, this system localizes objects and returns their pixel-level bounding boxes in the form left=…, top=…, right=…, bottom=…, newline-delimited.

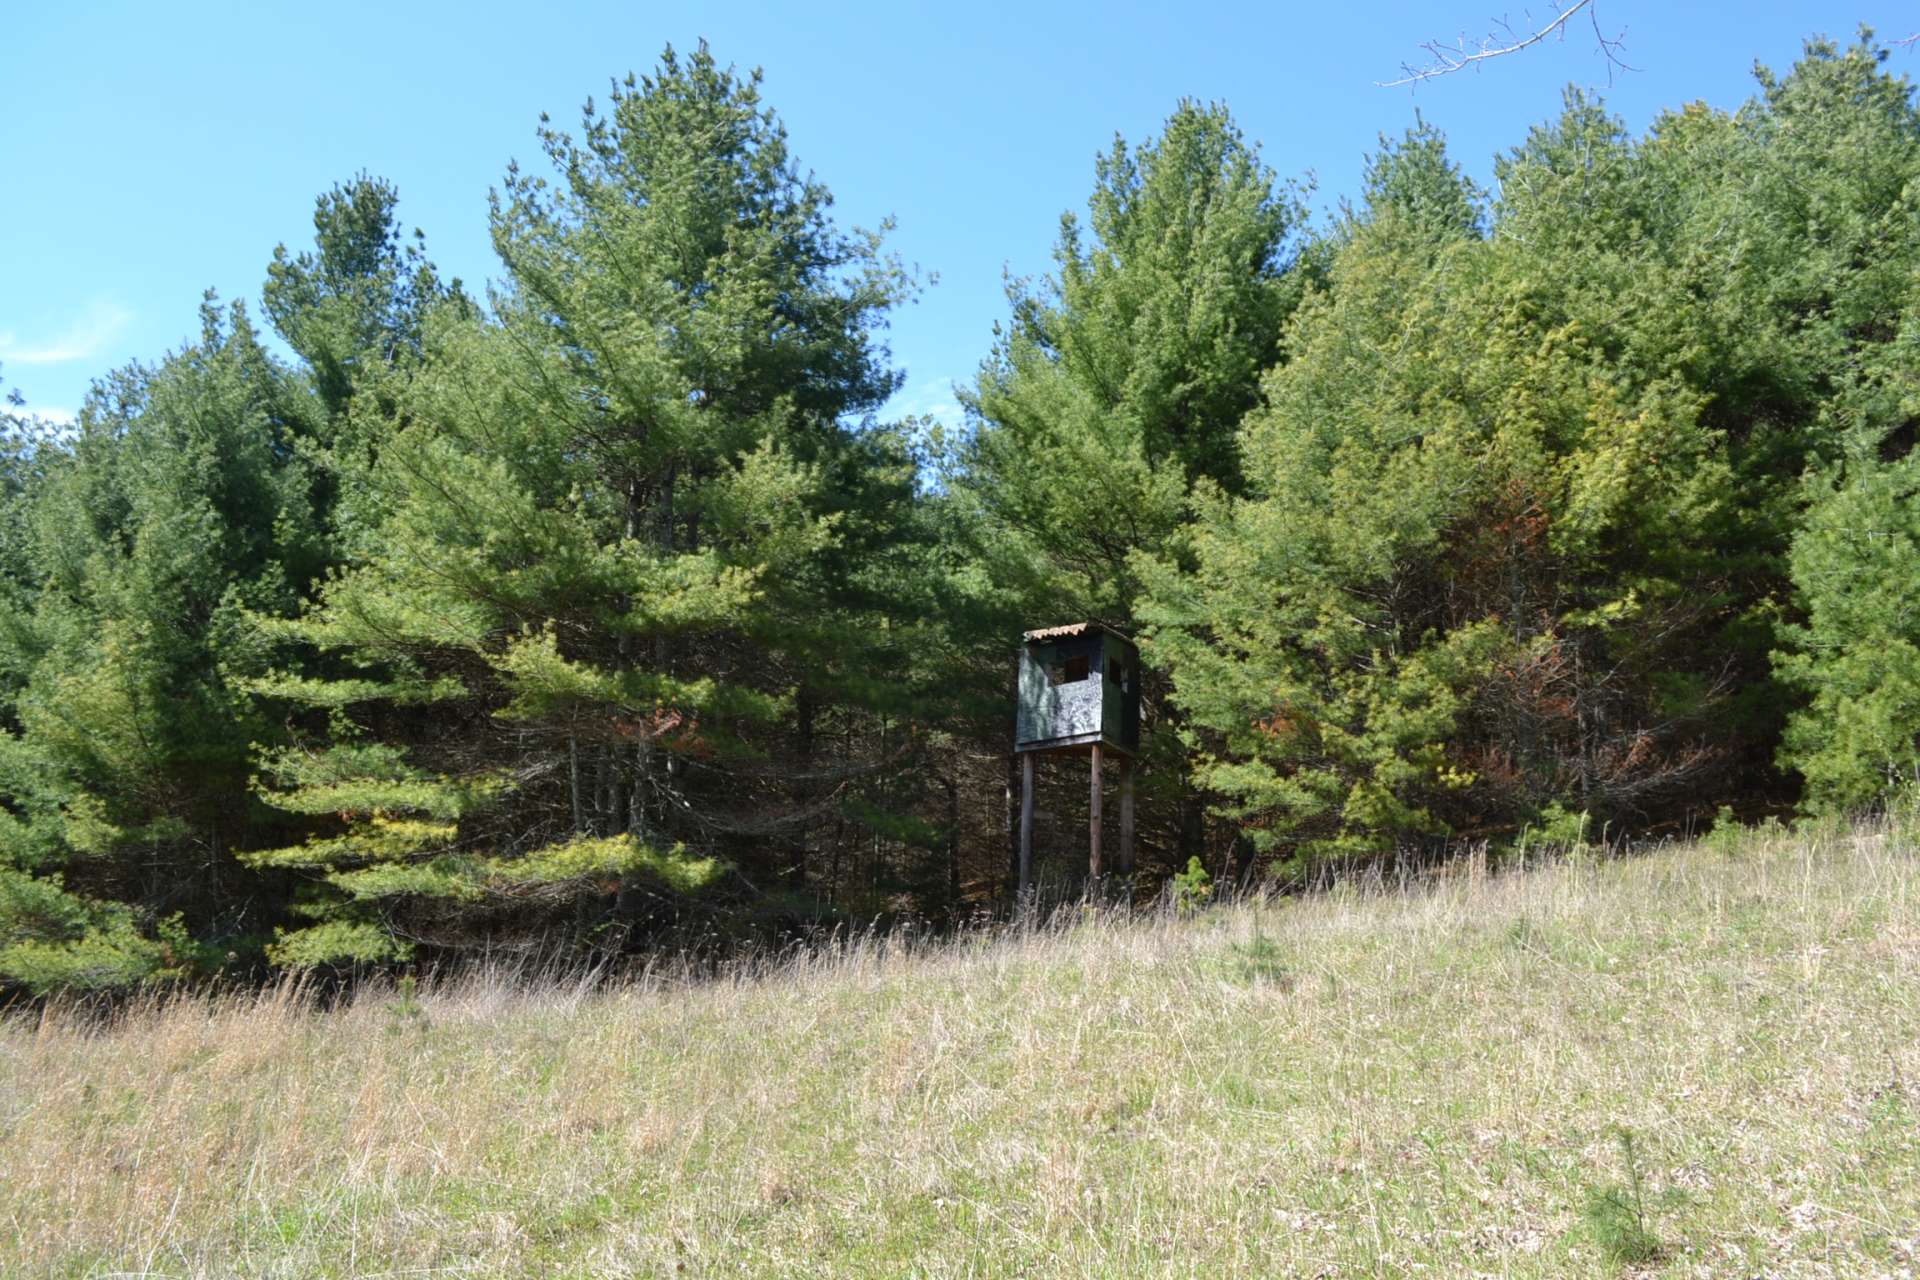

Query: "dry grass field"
left=4, top=819, right=1919, bottom=1278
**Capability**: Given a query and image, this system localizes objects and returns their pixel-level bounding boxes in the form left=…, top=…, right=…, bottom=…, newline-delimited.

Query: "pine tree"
left=263, top=174, right=458, bottom=423
left=243, top=44, right=925, bottom=964
left=0, top=302, right=328, bottom=991
left=0, top=178, right=456, bottom=992
left=1140, top=36, right=1920, bottom=869
left=951, top=100, right=1308, bottom=622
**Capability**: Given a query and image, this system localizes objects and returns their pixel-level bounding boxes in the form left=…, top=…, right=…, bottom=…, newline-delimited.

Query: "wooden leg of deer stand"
left=1119, top=757, right=1135, bottom=877
left=1018, top=753, right=1035, bottom=900
left=1089, top=743, right=1104, bottom=882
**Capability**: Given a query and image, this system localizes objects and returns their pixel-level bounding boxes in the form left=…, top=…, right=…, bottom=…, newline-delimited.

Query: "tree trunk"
left=569, top=733, right=584, bottom=834
left=794, top=687, right=816, bottom=887
left=945, top=773, right=961, bottom=907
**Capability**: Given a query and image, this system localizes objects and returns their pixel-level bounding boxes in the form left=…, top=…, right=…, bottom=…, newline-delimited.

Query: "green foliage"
left=1141, top=35, right=1920, bottom=868
left=1518, top=805, right=1595, bottom=857
left=267, top=919, right=410, bottom=968
left=1169, top=856, right=1212, bottom=911
left=1350, top=114, right=1484, bottom=243
left=1702, top=806, right=1748, bottom=859
left=383, top=973, right=429, bottom=1035
left=1777, top=456, right=1920, bottom=809
left=1225, top=922, right=1290, bottom=986
left=241, top=42, right=932, bottom=965
left=6, top=31, right=1920, bottom=988
left=263, top=173, right=459, bottom=421
left=952, top=99, right=1307, bottom=622
left=1581, top=1127, right=1663, bottom=1267
left=0, top=164, right=451, bottom=993
left=0, top=298, right=332, bottom=991
left=0, top=860, right=211, bottom=994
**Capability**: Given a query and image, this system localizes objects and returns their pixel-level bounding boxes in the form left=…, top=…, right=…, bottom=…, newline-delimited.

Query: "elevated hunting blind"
left=1016, top=623, right=1141, bottom=755
left=1014, top=623, right=1140, bottom=894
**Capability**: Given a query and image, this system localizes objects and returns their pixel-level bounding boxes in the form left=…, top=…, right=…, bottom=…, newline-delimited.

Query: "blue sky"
left=3, top=1, right=1911, bottom=428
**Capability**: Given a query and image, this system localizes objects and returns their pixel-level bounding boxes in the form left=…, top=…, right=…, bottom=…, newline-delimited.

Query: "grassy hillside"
left=4, top=820, right=1918, bottom=1278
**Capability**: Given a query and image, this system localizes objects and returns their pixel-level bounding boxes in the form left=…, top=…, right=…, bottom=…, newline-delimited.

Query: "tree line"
left=2, top=33, right=1916, bottom=992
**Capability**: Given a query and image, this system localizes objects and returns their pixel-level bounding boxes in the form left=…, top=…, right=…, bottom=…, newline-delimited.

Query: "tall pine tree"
left=244, top=44, right=926, bottom=964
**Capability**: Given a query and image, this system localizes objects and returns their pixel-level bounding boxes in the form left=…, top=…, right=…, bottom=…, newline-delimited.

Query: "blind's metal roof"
left=1021, top=621, right=1134, bottom=644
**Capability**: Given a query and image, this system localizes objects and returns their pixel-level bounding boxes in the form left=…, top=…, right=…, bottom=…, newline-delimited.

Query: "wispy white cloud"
left=891, top=375, right=964, bottom=426
left=0, top=300, right=132, bottom=367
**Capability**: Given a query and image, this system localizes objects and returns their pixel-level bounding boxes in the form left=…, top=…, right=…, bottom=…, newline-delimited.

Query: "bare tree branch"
left=1379, top=0, right=1633, bottom=88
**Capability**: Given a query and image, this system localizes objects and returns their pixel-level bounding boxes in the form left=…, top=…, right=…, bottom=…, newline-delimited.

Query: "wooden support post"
left=1119, top=756, right=1135, bottom=876
left=1018, top=752, right=1035, bottom=898
left=1089, top=742, right=1104, bottom=881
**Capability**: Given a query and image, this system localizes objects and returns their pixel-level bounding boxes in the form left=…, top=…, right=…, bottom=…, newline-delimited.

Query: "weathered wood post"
left=1014, top=623, right=1141, bottom=896
left=1089, top=741, right=1104, bottom=879
left=1018, top=753, right=1035, bottom=899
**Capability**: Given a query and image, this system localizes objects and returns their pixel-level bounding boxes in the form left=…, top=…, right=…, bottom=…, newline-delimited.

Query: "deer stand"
left=1013, top=623, right=1140, bottom=900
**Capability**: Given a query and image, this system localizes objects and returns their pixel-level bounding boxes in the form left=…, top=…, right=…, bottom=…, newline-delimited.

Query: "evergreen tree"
left=1778, top=458, right=1920, bottom=809
left=936, top=101, right=1310, bottom=883
left=8, top=28, right=1919, bottom=987
left=0, top=303, right=328, bottom=991
left=263, top=174, right=456, bottom=423
left=1766, top=37, right=1920, bottom=810
left=1140, top=36, right=1920, bottom=869
left=1346, top=115, right=1485, bottom=244
left=244, top=44, right=925, bottom=964
left=951, top=100, right=1307, bottom=622
left=0, top=178, right=453, bottom=993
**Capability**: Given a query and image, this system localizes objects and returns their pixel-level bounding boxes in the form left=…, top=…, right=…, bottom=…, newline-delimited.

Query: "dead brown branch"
left=1379, top=0, right=1633, bottom=88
